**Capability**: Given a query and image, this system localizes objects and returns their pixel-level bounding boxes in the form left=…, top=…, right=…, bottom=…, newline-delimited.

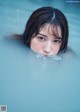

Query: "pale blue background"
left=0, top=0, right=80, bottom=112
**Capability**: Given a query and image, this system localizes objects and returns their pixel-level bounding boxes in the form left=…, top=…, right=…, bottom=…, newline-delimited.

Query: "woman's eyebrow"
left=54, top=36, right=62, bottom=40
left=38, top=33, right=62, bottom=39
left=38, top=33, right=47, bottom=37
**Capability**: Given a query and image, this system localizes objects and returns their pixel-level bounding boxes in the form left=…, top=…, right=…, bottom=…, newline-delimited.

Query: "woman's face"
left=30, top=24, right=62, bottom=56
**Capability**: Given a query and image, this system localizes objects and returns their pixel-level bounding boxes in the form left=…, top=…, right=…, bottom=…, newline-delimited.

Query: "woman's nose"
left=43, top=41, right=51, bottom=53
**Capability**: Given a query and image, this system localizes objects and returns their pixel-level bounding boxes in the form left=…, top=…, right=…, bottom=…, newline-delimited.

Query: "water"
left=0, top=0, right=80, bottom=112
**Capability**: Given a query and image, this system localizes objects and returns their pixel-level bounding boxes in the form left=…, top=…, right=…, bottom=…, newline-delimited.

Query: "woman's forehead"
left=39, top=23, right=62, bottom=37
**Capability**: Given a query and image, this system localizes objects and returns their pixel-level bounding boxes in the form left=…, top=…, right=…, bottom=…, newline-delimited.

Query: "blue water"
left=0, top=0, right=80, bottom=112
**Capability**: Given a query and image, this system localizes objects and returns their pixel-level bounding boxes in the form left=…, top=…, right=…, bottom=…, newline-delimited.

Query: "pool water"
left=0, top=0, right=80, bottom=112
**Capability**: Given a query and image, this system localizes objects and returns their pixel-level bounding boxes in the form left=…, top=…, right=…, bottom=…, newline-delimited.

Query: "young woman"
left=14, top=6, right=70, bottom=57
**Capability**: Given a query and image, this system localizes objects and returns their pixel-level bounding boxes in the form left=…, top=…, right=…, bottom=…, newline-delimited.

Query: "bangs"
left=48, top=24, right=62, bottom=38
left=32, top=23, right=62, bottom=39
left=39, top=23, right=62, bottom=38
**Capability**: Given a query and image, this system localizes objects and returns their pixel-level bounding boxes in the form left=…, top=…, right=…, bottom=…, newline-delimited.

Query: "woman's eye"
left=37, top=37, right=46, bottom=41
left=53, top=39, right=61, bottom=43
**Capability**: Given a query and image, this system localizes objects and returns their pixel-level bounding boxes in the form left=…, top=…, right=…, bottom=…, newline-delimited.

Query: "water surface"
left=0, top=0, right=80, bottom=112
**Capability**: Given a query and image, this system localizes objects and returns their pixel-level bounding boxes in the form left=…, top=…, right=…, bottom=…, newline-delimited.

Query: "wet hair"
left=22, top=6, right=69, bottom=53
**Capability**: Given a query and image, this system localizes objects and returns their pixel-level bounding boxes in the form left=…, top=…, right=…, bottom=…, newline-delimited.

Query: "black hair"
left=22, top=6, right=69, bottom=53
